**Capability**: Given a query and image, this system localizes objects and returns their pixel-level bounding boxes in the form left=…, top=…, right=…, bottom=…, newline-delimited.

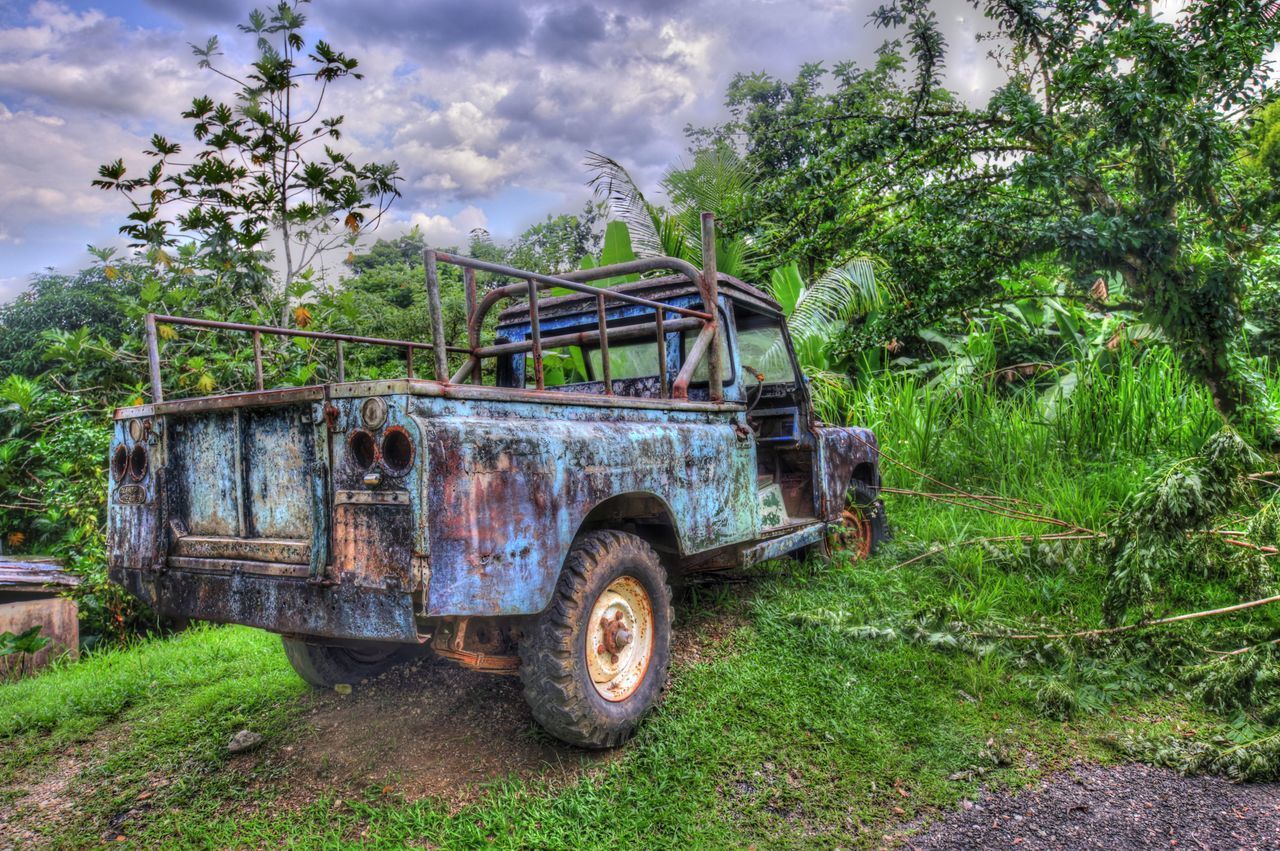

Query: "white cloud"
left=0, top=104, right=138, bottom=229
left=0, top=0, right=1006, bottom=283
left=408, top=205, right=490, bottom=247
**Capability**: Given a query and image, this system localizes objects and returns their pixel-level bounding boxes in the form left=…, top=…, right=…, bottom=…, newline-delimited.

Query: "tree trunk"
left=1150, top=265, right=1280, bottom=450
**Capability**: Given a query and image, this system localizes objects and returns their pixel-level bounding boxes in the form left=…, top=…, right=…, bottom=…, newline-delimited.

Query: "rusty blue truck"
left=107, top=215, right=885, bottom=748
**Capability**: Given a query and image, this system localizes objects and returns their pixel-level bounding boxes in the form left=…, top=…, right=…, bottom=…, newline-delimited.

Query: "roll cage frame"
left=142, top=213, right=730, bottom=405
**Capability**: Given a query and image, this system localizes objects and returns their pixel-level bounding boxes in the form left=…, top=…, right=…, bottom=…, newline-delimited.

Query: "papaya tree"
left=94, top=0, right=401, bottom=323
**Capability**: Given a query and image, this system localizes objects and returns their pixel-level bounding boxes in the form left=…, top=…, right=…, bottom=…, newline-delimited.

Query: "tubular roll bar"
left=143, top=213, right=724, bottom=403
left=142, top=315, right=470, bottom=404
left=428, top=212, right=725, bottom=400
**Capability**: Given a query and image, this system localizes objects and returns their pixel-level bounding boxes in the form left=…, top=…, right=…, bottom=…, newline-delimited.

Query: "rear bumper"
left=112, top=565, right=421, bottom=643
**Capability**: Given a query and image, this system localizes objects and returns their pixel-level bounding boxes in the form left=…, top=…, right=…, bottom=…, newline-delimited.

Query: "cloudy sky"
left=0, top=0, right=1000, bottom=302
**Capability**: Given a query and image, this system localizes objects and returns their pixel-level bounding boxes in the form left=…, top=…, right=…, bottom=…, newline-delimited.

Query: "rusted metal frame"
left=117, top=379, right=744, bottom=420
left=252, top=331, right=264, bottom=391
left=672, top=322, right=716, bottom=399
left=435, top=252, right=713, bottom=321
left=471, top=317, right=702, bottom=358
left=406, top=345, right=414, bottom=379
left=148, top=314, right=467, bottom=353
left=463, top=267, right=479, bottom=384
left=145, top=313, right=163, bottom=402
left=655, top=309, right=669, bottom=399
left=700, top=213, right=724, bottom=403
left=423, top=250, right=450, bottom=382
left=595, top=294, right=612, bottom=395
left=149, top=311, right=468, bottom=399
left=527, top=279, right=544, bottom=391
left=555, top=255, right=705, bottom=290
left=463, top=267, right=478, bottom=318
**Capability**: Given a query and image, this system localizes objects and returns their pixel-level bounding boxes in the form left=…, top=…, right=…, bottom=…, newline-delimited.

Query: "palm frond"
left=584, top=151, right=664, bottom=257
left=788, top=259, right=887, bottom=343
left=664, top=148, right=768, bottom=277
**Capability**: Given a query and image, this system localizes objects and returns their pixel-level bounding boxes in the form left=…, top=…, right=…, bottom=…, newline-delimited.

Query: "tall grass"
left=819, top=347, right=1228, bottom=493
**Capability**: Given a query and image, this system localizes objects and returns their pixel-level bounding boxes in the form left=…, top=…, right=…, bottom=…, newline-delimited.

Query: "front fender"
left=814, top=426, right=880, bottom=520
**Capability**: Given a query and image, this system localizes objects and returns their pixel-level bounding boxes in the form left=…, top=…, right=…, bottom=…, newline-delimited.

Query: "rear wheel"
left=519, top=530, right=673, bottom=748
left=281, top=637, right=423, bottom=688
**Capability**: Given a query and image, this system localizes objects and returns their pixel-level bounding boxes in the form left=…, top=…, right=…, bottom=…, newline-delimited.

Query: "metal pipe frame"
left=429, top=225, right=724, bottom=400
left=144, top=214, right=726, bottom=404
left=143, top=314, right=468, bottom=403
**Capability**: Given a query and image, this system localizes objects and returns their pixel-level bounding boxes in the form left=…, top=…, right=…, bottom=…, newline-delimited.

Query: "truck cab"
left=108, top=215, right=884, bottom=748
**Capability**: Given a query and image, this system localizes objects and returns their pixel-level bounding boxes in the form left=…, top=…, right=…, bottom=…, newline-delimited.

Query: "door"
left=730, top=308, right=819, bottom=528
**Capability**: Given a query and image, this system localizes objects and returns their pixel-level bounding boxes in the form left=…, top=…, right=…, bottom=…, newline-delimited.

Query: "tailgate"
left=167, top=404, right=324, bottom=568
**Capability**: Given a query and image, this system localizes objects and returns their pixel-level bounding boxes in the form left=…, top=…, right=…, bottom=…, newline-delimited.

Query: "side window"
left=735, top=315, right=798, bottom=385
left=587, top=340, right=660, bottom=380
left=683, top=327, right=733, bottom=385
left=524, top=348, right=590, bottom=387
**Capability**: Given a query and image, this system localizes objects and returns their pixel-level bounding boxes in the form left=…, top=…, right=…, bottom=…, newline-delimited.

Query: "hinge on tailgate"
left=413, top=553, right=431, bottom=616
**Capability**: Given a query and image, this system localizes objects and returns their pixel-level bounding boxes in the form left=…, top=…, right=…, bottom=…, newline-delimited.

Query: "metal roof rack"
left=141, top=213, right=728, bottom=403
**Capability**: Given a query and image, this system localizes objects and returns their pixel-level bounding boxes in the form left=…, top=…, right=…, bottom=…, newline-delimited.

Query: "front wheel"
left=807, top=480, right=890, bottom=561
left=519, top=530, right=673, bottom=748
left=282, top=637, right=423, bottom=688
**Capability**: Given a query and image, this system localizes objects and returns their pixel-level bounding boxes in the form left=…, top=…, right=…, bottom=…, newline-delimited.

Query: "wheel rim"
left=830, top=508, right=873, bottom=560
left=586, top=575, right=654, bottom=702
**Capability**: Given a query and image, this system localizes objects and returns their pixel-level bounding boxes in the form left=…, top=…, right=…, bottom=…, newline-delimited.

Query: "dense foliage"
left=691, top=1, right=1280, bottom=444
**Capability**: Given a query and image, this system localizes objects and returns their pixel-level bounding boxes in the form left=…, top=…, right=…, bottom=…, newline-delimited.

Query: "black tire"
left=281, top=637, right=422, bottom=688
left=848, top=481, right=891, bottom=556
left=519, top=530, right=674, bottom=749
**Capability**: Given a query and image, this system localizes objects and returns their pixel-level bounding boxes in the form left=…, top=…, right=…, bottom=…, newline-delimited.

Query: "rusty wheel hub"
left=830, top=508, right=873, bottom=560
left=586, top=575, right=653, bottom=702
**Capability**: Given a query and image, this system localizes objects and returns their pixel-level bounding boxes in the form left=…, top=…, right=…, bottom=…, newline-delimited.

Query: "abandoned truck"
left=107, top=214, right=886, bottom=748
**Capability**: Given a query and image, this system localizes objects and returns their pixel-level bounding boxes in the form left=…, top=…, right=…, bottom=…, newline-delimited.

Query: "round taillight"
left=112, top=445, right=129, bottom=482
left=361, top=397, right=388, bottom=430
left=348, top=429, right=377, bottom=469
left=380, top=426, right=414, bottom=476
left=128, top=444, right=149, bottom=481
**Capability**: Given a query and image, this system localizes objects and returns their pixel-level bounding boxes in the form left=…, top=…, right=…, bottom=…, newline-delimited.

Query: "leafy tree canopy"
left=693, top=1, right=1280, bottom=444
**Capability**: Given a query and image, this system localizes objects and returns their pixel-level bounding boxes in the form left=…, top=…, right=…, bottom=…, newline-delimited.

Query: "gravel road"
left=907, top=763, right=1280, bottom=850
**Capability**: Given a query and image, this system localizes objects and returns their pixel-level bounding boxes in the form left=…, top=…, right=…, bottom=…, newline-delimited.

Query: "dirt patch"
left=247, top=601, right=748, bottom=810
left=243, top=655, right=602, bottom=808
left=903, top=762, right=1280, bottom=850
left=670, top=576, right=752, bottom=668
left=0, top=737, right=117, bottom=846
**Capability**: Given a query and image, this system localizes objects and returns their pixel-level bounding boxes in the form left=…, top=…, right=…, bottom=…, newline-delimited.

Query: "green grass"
left=2, top=348, right=1276, bottom=847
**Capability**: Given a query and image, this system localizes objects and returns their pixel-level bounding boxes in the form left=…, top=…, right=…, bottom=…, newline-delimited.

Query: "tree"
left=0, top=259, right=143, bottom=379
left=699, top=2, right=1280, bottom=444
left=506, top=204, right=606, bottom=275
left=585, top=148, right=768, bottom=280
left=94, top=0, right=401, bottom=323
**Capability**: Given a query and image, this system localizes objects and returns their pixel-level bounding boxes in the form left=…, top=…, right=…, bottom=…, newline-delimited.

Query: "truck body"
left=108, top=219, right=884, bottom=746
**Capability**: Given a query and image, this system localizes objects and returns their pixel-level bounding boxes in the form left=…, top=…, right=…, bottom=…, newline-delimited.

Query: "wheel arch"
left=573, top=491, right=683, bottom=561
left=849, top=461, right=880, bottom=494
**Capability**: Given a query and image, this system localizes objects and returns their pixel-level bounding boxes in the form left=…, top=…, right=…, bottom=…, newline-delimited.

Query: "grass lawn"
left=0, top=501, right=1225, bottom=849
left=4, top=355, right=1276, bottom=847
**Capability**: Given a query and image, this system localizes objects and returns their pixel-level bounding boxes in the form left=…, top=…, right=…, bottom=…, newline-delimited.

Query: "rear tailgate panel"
left=242, top=407, right=317, bottom=539
left=170, top=412, right=241, bottom=537
left=167, top=405, right=320, bottom=562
